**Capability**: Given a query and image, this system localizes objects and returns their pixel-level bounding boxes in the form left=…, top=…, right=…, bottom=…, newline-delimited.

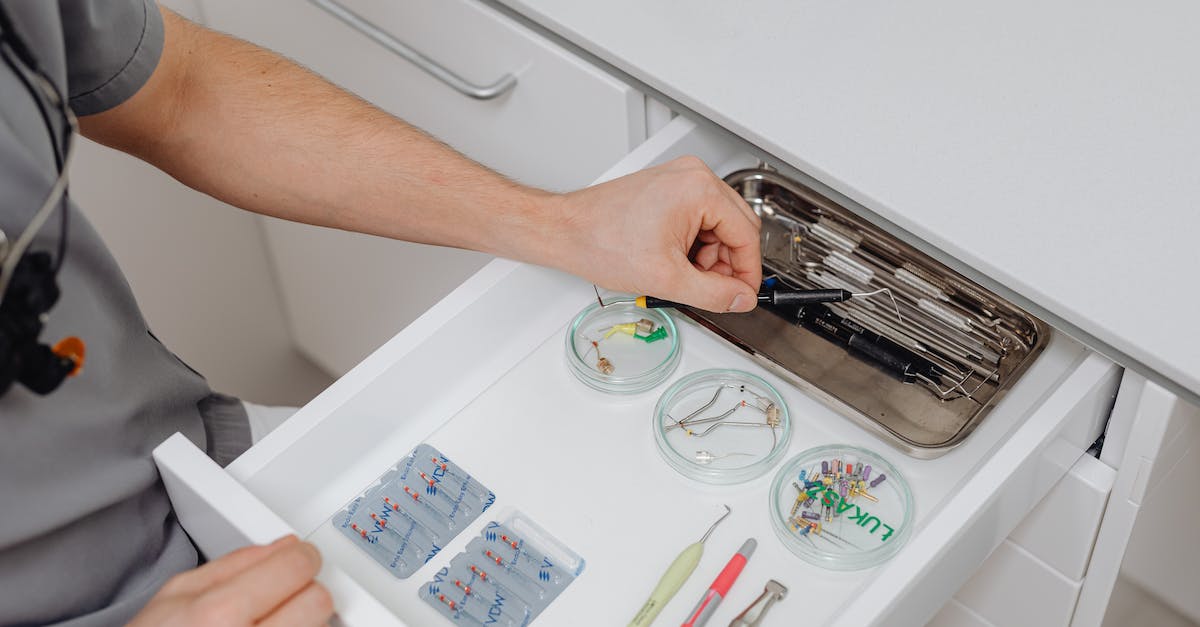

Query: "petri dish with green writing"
left=769, top=444, right=914, bottom=570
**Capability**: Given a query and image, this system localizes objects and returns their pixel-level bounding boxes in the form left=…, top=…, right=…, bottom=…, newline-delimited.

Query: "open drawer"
left=154, top=117, right=1122, bottom=626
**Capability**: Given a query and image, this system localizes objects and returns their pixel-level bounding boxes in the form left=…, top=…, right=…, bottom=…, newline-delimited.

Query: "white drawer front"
left=953, top=540, right=1083, bottom=627
left=153, top=433, right=400, bottom=626
left=1097, top=386, right=1200, bottom=624
left=928, top=599, right=992, bottom=627
left=835, top=352, right=1118, bottom=626
left=157, top=118, right=1122, bottom=626
left=1072, top=376, right=1195, bottom=627
left=197, top=0, right=645, bottom=374
left=1009, top=453, right=1115, bottom=580
left=928, top=455, right=1116, bottom=626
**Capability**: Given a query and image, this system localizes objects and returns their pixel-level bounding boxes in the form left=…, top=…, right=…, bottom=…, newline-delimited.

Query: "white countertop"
left=493, top=0, right=1200, bottom=402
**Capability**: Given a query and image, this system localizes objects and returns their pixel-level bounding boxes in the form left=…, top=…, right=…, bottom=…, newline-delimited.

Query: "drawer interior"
left=232, top=267, right=1093, bottom=625
left=225, top=121, right=1111, bottom=624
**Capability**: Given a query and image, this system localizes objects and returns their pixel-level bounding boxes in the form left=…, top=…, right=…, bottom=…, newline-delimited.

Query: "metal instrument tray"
left=679, top=167, right=1048, bottom=457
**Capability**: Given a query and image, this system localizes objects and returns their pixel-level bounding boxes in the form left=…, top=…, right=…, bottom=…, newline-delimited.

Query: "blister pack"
left=420, top=512, right=584, bottom=625
left=332, top=443, right=496, bottom=579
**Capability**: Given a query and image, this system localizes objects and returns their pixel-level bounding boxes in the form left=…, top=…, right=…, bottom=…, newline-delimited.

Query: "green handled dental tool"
left=628, top=504, right=732, bottom=627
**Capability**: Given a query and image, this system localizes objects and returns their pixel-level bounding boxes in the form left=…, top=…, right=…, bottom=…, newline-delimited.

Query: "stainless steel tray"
left=679, top=167, right=1047, bottom=458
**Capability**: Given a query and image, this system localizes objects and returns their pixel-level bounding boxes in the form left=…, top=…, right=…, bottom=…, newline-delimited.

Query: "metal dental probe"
left=770, top=264, right=1002, bottom=378
left=629, top=505, right=732, bottom=627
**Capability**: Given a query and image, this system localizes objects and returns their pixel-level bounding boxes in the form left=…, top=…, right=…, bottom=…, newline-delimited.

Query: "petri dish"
left=653, top=369, right=791, bottom=484
left=769, top=444, right=914, bottom=570
left=564, top=299, right=680, bottom=394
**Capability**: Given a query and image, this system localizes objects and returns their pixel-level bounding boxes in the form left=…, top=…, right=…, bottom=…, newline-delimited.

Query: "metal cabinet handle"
left=307, top=0, right=518, bottom=100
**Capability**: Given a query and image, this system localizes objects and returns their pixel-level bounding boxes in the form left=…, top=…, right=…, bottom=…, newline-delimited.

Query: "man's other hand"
left=128, top=535, right=333, bottom=627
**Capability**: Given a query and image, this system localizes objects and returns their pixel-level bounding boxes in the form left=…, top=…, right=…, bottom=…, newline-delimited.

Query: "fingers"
left=166, top=535, right=299, bottom=595
left=692, top=240, right=721, bottom=270
left=207, top=538, right=323, bottom=621
left=678, top=158, right=762, bottom=292
left=697, top=207, right=762, bottom=295
left=718, top=242, right=732, bottom=267
left=694, top=258, right=734, bottom=277
left=714, top=173, right=761, bottom=229
left=669, top=262, right=758, bottom=313
left=692, top=241, right=736, bottom=277
left=257, top=582, right=335, bottom=627
left=670, top=155, right=760, bottom=230
left=660, top=157, right=762, bottom=310
left=563, top=154, right=761, bottom=311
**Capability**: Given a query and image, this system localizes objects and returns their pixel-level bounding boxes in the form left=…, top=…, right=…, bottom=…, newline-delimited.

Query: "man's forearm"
left=82, top=5, right=764, bottom=313
left=81, top=7, right=564, bottom=265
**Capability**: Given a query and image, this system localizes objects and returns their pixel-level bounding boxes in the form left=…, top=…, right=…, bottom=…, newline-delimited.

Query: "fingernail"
left=728, top=293, right=752, bottom=312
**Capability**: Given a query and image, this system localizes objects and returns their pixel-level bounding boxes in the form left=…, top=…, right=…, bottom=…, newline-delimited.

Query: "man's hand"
left=128, top=535, right=333, bottom=627
left=551, top=156, right=762, bottom=313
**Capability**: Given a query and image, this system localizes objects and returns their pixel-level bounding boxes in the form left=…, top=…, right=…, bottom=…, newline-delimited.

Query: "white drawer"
left=950, top=540, right=1083, bottom=627
left=197, top=0, right=645, bottom=374
left=928, top=599, right=991, bottom=627
left=1102, top=393, right=1200, bottom=623
left=155, top=117, right=1122, bottom=627
left=927, top=455, right=1115, bottom=626
left=1009, top=453, right=1115, bottom=580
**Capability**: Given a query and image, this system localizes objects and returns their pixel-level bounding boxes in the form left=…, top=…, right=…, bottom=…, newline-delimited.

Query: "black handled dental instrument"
left=636, top=288, right=856, bottom=310
left=795, top=304, right=942, bottom=383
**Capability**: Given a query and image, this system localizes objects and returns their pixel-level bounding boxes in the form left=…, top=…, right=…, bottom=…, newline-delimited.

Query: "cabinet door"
left=1070, top=376, right=1199, bottom=626
left=198, top=0, right=645, bottom=374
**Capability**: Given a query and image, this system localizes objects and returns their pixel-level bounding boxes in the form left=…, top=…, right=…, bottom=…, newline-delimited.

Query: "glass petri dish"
left=565, top=299, right=680, bottom=394
left=769, top=444, right=914, bottom=570
left=653, top=369, right=791, bottom=484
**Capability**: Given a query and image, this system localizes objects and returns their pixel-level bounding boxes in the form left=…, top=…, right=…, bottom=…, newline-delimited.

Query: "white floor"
left=1102, top=576, right=1199, bottom=627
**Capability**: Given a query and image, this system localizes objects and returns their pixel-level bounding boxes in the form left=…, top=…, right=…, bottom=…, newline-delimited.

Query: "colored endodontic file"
left=420, top=513, right=585, bottom=625
left=331, top=443, right=496, bottom=579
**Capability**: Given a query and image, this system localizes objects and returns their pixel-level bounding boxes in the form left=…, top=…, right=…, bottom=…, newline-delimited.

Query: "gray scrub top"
left=1, top=1, right=250, bottom=624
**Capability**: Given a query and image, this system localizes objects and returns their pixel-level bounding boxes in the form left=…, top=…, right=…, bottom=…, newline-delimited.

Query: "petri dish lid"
left=565, top=299, right=680, bottom=394
left=654, top=369, right=791, bottom=484
left=769, top=444, right=914, bottom=570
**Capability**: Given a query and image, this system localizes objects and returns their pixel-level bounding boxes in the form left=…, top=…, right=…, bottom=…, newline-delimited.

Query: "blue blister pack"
left=420, top=512, right=584, bottom=625
left=332, top=443, right=496, bottom=579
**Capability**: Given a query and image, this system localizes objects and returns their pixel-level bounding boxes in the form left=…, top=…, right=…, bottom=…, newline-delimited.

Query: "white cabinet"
left=1007, top=455, right=1115, bottom=582
left=197, top=0, right=646, bottom=374
left=154, top=117, right=1135, bottom=626
left=925, top=372, right=1196, bottom=627
left=928, top=454, right=1116, bottom=627
left=1071, top=376, right=1200, bottom=626
left=1118, top=418, right=1200, bottom=623
left=951, top=541, right=1083, bottom=627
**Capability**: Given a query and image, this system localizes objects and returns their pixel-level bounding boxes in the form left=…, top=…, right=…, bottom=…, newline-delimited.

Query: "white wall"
left=160, top=0, right=206, bottom=23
